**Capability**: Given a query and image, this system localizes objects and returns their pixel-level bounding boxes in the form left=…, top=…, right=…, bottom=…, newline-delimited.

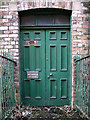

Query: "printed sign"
left=26, top=40, right=38, bottom=45
left=27, top=71, right=38, bottom=79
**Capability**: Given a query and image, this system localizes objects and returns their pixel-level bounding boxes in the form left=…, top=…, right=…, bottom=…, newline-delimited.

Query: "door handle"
left=50, top=73, right=53, bottom=76
left=48, top=73, right=53, bottom=79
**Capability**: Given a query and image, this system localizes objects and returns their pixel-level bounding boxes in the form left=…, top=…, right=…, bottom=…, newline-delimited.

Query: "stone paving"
left=9, top=105, right=87, bottom=120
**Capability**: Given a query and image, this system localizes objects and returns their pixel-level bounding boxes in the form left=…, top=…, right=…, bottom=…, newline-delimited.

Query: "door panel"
left=50, top=45, right=57, bottom=71
left=60, top=45, right=68, bottom=71
left=22, top=30, right=45, bottom=106
left=46, top=29, right=69, bottom=106
left=21, top=29, right=70, bottom=106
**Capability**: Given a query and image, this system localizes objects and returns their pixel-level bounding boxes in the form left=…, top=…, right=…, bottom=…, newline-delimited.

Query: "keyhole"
left=46, top=58, right=48, bottom=61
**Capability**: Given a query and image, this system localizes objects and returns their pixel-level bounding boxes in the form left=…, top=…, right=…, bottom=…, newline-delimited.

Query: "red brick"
left=4, top=30, right=12, bottom=34
left=80, top=36, right=87, bottom=39
left=4, top=23, right=11, bottom=26
left=2, top=19, right=8, bottom=22
left=72, top=47, right=82, bottom=50
left=77, top=28, right=86, bottom=32
left=9, top=12, right=18, bottom=15
left=83, top=25, right=88, bottom=28
left=10, top=49, right=18, bottom=53
left=0, top=12, right=8, bottom=15
left=72, top=17, right=82, bottom=21
left=4, top=15, right=12, bottom=19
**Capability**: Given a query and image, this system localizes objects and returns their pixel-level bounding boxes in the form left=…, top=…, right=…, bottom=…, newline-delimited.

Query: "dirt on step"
left=8, top=105, right=87, bottom=120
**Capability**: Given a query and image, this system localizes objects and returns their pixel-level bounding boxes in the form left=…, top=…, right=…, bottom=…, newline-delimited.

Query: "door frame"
left=19, top=9, right=72, bottom=106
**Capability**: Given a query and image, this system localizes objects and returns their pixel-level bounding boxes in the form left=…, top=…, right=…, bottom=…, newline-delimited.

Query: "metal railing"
left=75, top=51, right=90, bottom=119
left=0, top=51, right=16, bottom=119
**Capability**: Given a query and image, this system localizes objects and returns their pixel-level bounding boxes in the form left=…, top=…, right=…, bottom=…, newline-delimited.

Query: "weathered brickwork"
left=0, top=0, right=89, bottom=107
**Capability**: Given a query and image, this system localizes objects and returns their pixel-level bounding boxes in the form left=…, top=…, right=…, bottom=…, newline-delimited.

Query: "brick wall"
left=0, top=0, right=89, bottom=107
left=72, top=1, right=90, bottom=107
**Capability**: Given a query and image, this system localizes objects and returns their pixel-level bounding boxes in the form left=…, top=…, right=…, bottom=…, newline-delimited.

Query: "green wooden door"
left=21, top=29, right=70, bottom=106
left=21, top=30, right=45, bottom=106
left=46, top=29, right=70, bottom=106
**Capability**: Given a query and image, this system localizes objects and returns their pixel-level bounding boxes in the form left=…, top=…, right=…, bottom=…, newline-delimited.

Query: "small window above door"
left=54, top=15, right=70, bottom=25
left=37, top=15, right=53, bottom=25
left=20, top=15, right=36, bottom=25
left=19, top=8, right=71, bottom=26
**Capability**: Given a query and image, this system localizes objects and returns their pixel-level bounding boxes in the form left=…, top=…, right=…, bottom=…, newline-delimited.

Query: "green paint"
left=20, top=29, right=70, bottom=106
left=0, top=51, right=15, bottom=119
left=76, top=53, right=90, bottom=118
left=20, top=25, right=70, bottom=30
left=19, top=8, right=72, bottom=106
left=21, top=30, right=45, bottom=106
left=19, top=8, right=71, bottom=16
left=46, top=29, right=70, bottom=106
left=69, top=14, right=72, bottom=107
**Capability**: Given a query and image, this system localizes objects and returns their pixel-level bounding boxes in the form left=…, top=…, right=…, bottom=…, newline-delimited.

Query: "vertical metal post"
left=88, top=52, right=90, bottom=117
left=76, top=51, right=90, bottom=118
left=12, top=57, right=15, bottom=106
left=0, top=51, right=16, bottom=119
left=0, top=51, right=2, bottom=118
left=1, top=51, right=4, bottom=118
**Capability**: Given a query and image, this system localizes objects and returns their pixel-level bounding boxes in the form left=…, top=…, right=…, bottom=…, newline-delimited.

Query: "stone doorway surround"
left=0, top=0, right=89, bottom=108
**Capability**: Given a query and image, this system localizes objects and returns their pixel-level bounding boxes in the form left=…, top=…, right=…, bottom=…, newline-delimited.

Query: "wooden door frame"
left=19, top=8, right=72, bottom=106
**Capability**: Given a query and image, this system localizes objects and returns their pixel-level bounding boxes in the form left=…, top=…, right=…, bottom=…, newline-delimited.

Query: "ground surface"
left=8, top=105, right=87, bottom=120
